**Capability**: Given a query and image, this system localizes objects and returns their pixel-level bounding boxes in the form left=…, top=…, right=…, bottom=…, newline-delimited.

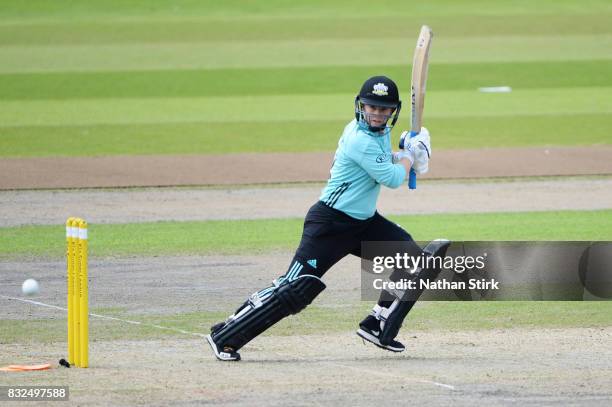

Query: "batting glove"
left=402, top=127, right=431, bottom=174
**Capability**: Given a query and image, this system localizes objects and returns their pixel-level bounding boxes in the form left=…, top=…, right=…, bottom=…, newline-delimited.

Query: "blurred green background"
left=1, top=0, right=610, bottom=156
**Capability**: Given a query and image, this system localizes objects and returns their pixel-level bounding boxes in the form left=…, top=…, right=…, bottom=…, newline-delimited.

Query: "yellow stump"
left=73, top=219, right=81, bottom=365
left=78, top=220, right=89, bottom=368
left=66, top=218, right=75, bottom=365
left=66, top=217, right=89, bottom=368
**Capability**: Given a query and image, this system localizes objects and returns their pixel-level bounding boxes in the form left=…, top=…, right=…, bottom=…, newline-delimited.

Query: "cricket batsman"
left=206, top=76, right=449, bottom=361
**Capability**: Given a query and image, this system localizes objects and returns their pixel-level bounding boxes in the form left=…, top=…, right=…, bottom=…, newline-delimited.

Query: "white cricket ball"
left=22, top=279, right=40, bottom=296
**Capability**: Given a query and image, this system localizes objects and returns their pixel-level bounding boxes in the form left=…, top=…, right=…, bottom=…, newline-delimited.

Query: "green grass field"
left=0, top=0, right=610, bottom=157
left=2, top=301, right=611, bottom=344
left=1, top=210, right=611, bottom=259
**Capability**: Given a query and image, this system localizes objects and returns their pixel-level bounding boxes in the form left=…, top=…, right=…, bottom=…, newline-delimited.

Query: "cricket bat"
left=400, top=25, right=433, bottom=189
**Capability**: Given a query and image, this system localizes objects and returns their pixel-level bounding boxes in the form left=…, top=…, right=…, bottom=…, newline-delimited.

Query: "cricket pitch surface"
left=1, top=253, right=611, bottom=406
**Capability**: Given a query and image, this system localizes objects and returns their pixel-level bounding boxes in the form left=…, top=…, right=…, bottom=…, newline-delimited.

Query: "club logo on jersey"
left=372, top=83, right=389, bottom=96
left=376, top=153, right=391, bottom=163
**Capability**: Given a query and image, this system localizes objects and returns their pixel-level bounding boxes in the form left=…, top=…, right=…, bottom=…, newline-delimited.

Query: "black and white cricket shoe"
left=356, top=316, right=405, bottom=352
left=205, top=334, right=241, bottom=361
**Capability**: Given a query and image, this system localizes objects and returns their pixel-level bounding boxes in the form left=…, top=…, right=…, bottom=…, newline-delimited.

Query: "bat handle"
left=409, top=169, right=417, bottom=189
left=406, top=130, right=419, bottom=189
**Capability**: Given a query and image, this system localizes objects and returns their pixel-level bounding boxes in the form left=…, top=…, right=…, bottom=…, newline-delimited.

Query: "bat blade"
left=407, top=25, right=433, bottom=189
left=411, top=25, right=433, bottom=134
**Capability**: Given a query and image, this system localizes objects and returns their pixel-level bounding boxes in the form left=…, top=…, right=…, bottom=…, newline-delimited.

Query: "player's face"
left=363, top=104, right=394, bottom=128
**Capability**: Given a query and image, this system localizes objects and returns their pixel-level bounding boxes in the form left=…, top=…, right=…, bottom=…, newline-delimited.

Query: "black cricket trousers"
left=284, top=201, right=422, bottom=279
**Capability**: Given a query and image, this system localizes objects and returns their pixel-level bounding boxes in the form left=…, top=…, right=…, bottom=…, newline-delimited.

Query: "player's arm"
left=356, top=145, right=408, bottom=189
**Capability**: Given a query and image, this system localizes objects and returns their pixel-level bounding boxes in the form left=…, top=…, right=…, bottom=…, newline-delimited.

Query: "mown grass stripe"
left=2, top=14, right=612, bottom=46
left=2, top=60, right=612, bottom=101
left=1, top=0, right=610, bottom=21
left=1, top=35, right=610, bottom=74
left=0, top=210, right=610, bottom=259
left=1, top=88, right=609, bottom=127
left=1, top=113, right=610, bottom=157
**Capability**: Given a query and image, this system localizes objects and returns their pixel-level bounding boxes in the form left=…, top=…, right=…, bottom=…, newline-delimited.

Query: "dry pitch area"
left=1, top=179, right=612, bottom=405
left=2, top=329, right=611, bottom=406
left=2, top=177, right=612, bottom=226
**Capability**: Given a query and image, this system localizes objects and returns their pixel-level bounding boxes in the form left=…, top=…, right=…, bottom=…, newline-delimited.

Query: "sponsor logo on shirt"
left=376, top=153, right=391, bottom=163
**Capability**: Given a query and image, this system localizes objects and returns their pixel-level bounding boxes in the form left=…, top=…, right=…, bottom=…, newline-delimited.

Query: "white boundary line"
left=272, top=337, right=456, bottom=391
left=331, top=362, right=456, bottom=390
left=0, top=295, right=206, bottom=338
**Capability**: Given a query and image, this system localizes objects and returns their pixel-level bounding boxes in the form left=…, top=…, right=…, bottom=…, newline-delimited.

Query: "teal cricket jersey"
left=319, top=119, right=407, bottom=220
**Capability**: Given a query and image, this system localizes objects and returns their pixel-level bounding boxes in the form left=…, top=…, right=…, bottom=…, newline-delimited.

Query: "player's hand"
left=397, top=131, right=415, bottom=165
left=392, top=149, right=414, bottom=166
left=405, top=127, right=431, bottom=174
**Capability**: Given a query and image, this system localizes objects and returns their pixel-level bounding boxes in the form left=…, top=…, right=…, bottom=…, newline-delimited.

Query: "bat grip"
left=408, top=130, right=418, bottom=189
